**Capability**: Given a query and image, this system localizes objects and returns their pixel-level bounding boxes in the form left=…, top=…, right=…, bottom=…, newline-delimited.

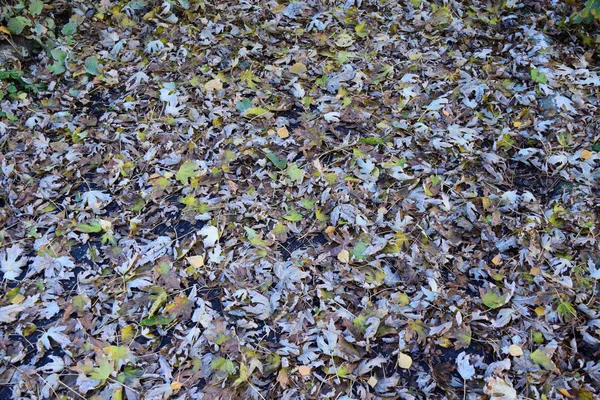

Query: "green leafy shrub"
left=0, top=69, right=44, bottom=101
left=572, top=0, right=600, bottom=23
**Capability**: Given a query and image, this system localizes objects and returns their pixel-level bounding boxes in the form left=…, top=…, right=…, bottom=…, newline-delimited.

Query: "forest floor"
left=1, top=0, right=600, bottom=399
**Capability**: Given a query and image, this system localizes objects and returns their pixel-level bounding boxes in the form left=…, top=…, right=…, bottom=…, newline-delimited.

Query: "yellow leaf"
left=513, top=121, right=522, bottom=127
left=112, top=387, right=123, bottom=400
left=581, top=149, right=592, bottom=160
left=276, top=369, right=289, bottom=387
left=171, top=382, right=183, bottom=391
left=367, top=376, right=378, bottom=387
left=335, top=31, right=355, bottom=48
left=491, top=253, right=502, bottom=265
left=277, top=126, right=290, bottom=138
left=481, top=197, right=492, bottom=210
left=186, top=255, right=205, bottom=268
left=558, top=389, right=574, bottom=398
left=289, top=62, right=307, bottom=75
left=337, top=249, right=350, bottom=263
left=298, top=365, right=311, bottom=376
left=121, top=325, right=136, bottom=344
left=315, top=207, right=328, bottom=222
left=204, top=78, right=223, bottom=92
left=0, top=26, right=11, bottom=34
left=11, top=293, right=25, bottom=304
left=530, top=267, right=541, bottom=276
left=99, top=219, right=112, bottom=231
left=398, top=352, right=412, bottom=369
left=535, top=307, right=546, bottom=316
left=508, top=344, right=523, bottom=357
left=244, top=107, right=272, bottom=119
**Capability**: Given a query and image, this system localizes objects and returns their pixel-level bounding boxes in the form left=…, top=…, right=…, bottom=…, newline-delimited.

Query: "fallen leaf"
left=397, top=352, right=412, bottom=369
left=484, top=377, right=517, bottom=400
left=367, top=376, right=378, bottom=387
left=530, top=348, right=556, bottom=370
left=558, top=389, right=574, bottom=398
left=508, top=344, right=523, bottom=357
left=204, top=78, right=223, bottom=92
left=277, top=369, right=289, bottom=387
left=337, top=249, right=350, bottom=263
left=289, top=63, right=307, bottom=75
left=491, top=253, right=502, bottom=265
left=277, top=126, right=290, bottom=138
left=186, top=255, right=205, bottom=268
left=1, top=245, right=28, bottom=280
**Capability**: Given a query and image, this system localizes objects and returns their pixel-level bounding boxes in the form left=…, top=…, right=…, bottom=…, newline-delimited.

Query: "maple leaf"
left=456, top=351, right=475, bottom=381
left=0, top=295, right=38, bottom=323
left=199, top=225, right=219, bottom=248
left=287, top=163, right=305, bottom=183
left=81, top=190, right=112, bottom=213
left=176, top=161, right=199, bottom=184
left=1, top=244, right=28, bottom=280
left=103, top=346, right=136, bottom=369
left=530, top=348, right=557, bottom=371
left=89, top=356, right=114, bottom=383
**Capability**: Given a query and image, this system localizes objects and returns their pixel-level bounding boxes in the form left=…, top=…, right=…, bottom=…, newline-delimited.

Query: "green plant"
left=0, top=68, right=44, bottom=101
left=572, top=0, right=600, bottom=24
left=1, top=1, right=78, bottom=75
left=1, top=1, right=75, bottom=40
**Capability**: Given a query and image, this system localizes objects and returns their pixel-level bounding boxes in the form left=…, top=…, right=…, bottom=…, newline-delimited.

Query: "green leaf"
left=287, top=163, right=304, bottom=183
left=243, top=107, right=270, bottom=118
left=530, top=68, right=547, bottom=84
left=350, top=242, right=368, bottom=260
left=244, top=227, right=257, bottom=240
left=353, top=314, right=367, bottom=332
left=557, top=301, right=576, bottom=319
left=29, top=1, right=44, bottom=15
left=482, top=291, right=506, bottom=309
left=359, top=136, right=385, bottom=146
left=337, top=51, right=355, bottom=64
left=101, top=231, right=116, bottom=245
left=76, top=221, right=103, bottom=233
left=48, top=49, right=67, bottom=75
left=355, top=21, right=368, bottom=37
left=139, top=315, right=174, bottom=326
left=236, top=98, right=253, bottom=113
left=176, top=161, right=199, bottom=184
left=283, top=209, right=303, bottom=222
left=148, top=289, right=167, bottom=317
left=265, top=152, right=287, bottom=170
left=300, top=198, right=315, bottom=209
left=89, top=356, right=113, bottom=382
left=210, top=357, right=237, bottom=374
left=49, top=61, right=66, bottom=75
left=233, top=363, right=248, bottom=387
left=289, top=62, right=307, bottom=75
left=51, top=48, right=67, bottom=62
left=7, top=17, right=29, bottom=35
left=104, top=346, right=136, bottom=368
left=530, top=348, right=556, bottom=370
left=85, top=56, right=100, bottom=76
left=61, top=21, right=77, bottom=36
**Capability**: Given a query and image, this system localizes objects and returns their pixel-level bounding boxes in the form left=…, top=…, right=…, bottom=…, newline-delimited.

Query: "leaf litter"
left=0, top=0, right=600, bottom=399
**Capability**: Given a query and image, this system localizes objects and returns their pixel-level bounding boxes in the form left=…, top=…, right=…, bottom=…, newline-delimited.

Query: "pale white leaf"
left=1, top=245, right=28, bottom=280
